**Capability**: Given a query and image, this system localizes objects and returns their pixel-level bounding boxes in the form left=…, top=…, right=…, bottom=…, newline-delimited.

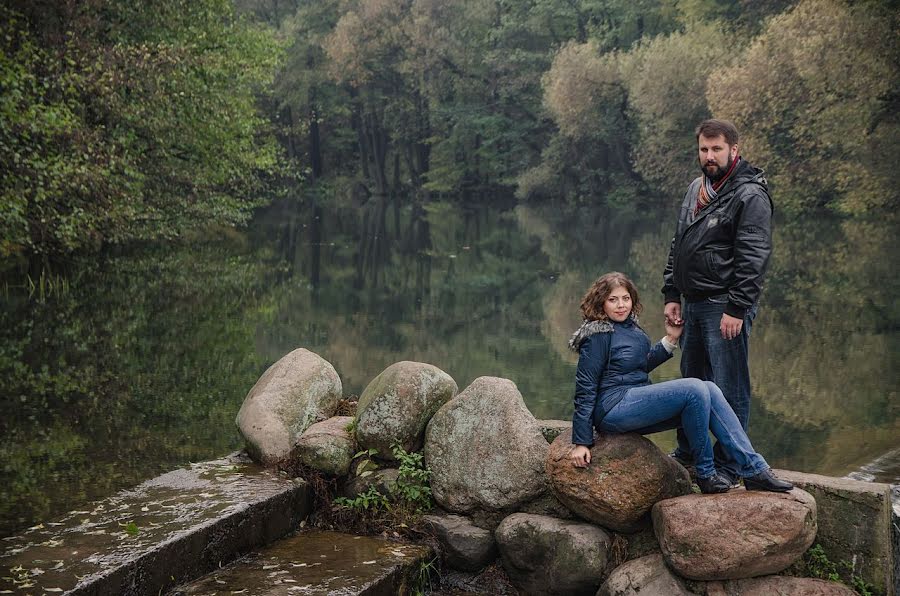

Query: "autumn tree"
left=707, top=0, right=899, bottom=215
left=622, top=23, right=731, bottom=197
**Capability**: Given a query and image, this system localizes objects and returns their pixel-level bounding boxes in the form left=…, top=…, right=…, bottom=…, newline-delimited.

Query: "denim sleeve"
left=572, top=333, right=609, bottom=445
left=646, top=341, right=674, bottom=372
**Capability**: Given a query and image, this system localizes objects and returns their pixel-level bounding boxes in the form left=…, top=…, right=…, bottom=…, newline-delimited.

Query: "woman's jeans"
left=597, top=378, right=769, bottom=480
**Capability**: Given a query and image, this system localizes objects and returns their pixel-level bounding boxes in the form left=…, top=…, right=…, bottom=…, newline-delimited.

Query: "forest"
left=1, top=0, right=897, bottom=263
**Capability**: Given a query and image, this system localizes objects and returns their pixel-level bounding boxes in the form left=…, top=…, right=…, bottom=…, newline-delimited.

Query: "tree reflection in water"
left=1, top=197, right=896, bottom=538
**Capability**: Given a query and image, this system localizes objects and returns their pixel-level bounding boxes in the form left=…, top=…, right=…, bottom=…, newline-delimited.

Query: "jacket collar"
left=568, top=313, right=639, bottom=351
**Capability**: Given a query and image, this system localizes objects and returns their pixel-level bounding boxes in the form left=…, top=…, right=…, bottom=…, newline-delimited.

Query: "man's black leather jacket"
left=662, top=159, right=773, bottom=320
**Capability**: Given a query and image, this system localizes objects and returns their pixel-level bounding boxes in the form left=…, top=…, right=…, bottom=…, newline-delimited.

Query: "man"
left=662, top=118, right=773, bottom=485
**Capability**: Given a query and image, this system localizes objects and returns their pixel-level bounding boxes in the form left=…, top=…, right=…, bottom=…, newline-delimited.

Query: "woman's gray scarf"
left=568, top=313, right=641, bottom=351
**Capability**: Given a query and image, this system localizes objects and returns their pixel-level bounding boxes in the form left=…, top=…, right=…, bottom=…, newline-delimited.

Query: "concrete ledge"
left=776, top=469, right=894, bottom=595
left=172, top=530, right=435, bottom=595
left=0, top=452, right=311, bottom=595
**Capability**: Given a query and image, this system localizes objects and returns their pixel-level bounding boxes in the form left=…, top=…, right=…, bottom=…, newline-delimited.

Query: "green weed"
left=803, top=544, right=875, bottom=596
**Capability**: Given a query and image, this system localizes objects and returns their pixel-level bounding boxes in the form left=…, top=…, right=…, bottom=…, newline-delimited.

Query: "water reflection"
left=0, top=196, right=897, bottom=537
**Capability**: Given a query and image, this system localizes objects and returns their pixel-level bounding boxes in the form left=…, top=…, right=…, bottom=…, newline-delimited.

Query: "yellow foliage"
left=542, top=41, right=624, bottom=140
left=707, top=0, right=899, bottom=214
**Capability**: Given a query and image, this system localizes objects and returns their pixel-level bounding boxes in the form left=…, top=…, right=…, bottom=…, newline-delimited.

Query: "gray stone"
left=546, top=429, right=692, bottom=532
left=495, top=512, right=611, bottom=596
left=423, top=513, right=497, bottom=571
left=705, top=576, right=858, bottom=595
left=356, top=361, right=457, bottom=461
left=291, top=416, right=356, bottom=475
left=619, top=525, right=662, bottom=561
left=424, top=377, right=548, bottom=513
left=236, top=348, right=342, bottom=465
left=597, top=554, right=692, bottom=596
left=776, top=469, right=895, bottom=595
left=172, top=530, right=434, bottom=595
left=537, top=419, right=571, bottom=443
left=652, top=488, right=817, bottom=580
left=340, top=467, right=400, bottom=499
left=0, top=453, right=311, bottom=596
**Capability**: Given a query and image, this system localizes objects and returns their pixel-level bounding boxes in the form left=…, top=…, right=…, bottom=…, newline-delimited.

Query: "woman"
left=569, top=272, right=792, bottom=494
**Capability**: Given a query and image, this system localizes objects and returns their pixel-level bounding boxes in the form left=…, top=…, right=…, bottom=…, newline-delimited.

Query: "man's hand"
left=664, top=316, right=683, bottom=342
left=571, top=445, right=591, bottom=468
left=720, top=313, right=743, bottom=340
left=664, top=302, right=682, bottom=326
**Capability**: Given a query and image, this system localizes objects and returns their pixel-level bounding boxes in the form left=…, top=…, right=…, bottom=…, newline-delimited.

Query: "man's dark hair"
left=696, top=119, right=739, bottom=146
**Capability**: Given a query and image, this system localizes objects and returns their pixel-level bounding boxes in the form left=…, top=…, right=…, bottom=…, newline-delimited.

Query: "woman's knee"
left=683, top=378, right=710, bottom=406
left=704, top=381, right=729, bottom=407
left=703, top=380, right=726, bottom=398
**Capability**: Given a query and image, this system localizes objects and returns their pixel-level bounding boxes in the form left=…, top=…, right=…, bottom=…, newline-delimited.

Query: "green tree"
left=0, top=1, right=282, bottom=262
left=518, top=41, right=640, bottom=204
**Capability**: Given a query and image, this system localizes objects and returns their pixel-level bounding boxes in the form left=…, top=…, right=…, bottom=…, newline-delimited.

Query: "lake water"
left=1, top=196, right=897, bottom=536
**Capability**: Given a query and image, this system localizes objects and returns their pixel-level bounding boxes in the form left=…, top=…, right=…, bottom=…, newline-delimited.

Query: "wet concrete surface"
left=172, top=530, right=434, bottom=596
left=0, top=452, right=311, bottom=595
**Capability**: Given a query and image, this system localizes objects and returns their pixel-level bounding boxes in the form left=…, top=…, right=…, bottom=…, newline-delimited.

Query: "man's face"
left=698, top=134, right=739, bottom=182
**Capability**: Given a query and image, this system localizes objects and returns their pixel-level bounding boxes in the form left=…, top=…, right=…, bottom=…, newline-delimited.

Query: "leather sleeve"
left=726, top=186, right=773, bottom=318
left=572, top=333, right=610, bottom=446
left=662, top=234, right=680, bottom=303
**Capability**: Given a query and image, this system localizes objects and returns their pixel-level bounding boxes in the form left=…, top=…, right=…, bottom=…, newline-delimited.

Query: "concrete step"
left=172, top=530, right=435, bottom=596
left=0, top=452, right=311, bottom=595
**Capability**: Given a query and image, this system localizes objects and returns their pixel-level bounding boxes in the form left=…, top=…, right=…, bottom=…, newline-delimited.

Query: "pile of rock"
left=235, top=349, right=850, bottom=596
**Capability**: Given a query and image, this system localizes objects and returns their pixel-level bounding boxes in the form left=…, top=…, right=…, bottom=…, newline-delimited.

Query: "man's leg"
left=701, top=298, right=756, bottom=481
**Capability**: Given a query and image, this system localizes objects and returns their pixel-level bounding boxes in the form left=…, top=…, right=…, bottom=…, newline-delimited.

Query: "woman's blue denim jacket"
left=570, top=316, right=672, bottom=445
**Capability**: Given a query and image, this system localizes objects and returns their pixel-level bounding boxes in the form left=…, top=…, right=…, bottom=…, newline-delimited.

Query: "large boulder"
left=291, top=416, right=355, bottom=475
left=495, top=512, right=611, bottom=596
left=236, top=348, right=342, bottom=465
left=705, top=576, right=857, bottom=595
left=423, top=513, right=497, bottom=571
left=355, top=361, right=457, bottom=461
left=545, top=430, right=692, bottom=532
left=597, top=554, right=692, bottom=596
left=652, top=488, right=818, bottom=580
left=424, top=377, right=548, bottom=513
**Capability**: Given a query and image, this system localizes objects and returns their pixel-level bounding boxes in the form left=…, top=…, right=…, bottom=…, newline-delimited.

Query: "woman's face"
left=603, top=285, right=632, bottom=322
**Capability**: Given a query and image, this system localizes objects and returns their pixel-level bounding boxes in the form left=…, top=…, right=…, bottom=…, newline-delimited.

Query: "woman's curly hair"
left=580, top=272, right=643, bottom=321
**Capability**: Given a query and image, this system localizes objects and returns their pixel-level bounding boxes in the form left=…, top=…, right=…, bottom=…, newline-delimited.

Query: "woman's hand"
left=664, top=316, right=683, bottom=342
left=571, top=445, right=592, bottom=468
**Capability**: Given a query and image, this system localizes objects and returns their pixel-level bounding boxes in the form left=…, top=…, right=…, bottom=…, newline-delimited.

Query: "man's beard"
left=701, top=153, right=733, bottom=182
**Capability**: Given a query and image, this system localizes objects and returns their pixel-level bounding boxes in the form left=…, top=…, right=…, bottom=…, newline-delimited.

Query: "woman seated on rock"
left=568, top=271, right=792, bottom=494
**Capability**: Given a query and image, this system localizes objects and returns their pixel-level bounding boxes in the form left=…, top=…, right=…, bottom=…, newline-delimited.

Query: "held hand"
left=664, top=302, right=683, bottom=326
left=664, top=316, right=683, bottom=341
left=571, top=445, right=591, bottom=468
left=720, top=313, right=743, bottom=340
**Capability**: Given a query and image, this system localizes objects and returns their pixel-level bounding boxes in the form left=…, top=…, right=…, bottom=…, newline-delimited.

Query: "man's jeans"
left=597, top=378, right=768, bottom=479
left=675, top=296, right=758, bottom=479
